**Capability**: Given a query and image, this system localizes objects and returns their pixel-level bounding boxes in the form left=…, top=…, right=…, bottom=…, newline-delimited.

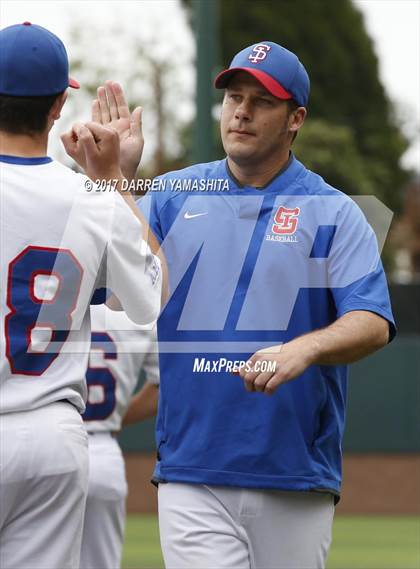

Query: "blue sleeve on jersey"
left=136, top=184, right=165, bottom=244
left=328, top=200, right=396, bottom=341
left=331, top=264, right=396, bottom=341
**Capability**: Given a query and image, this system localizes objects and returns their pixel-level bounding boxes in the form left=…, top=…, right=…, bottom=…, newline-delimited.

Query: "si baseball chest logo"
left=267, top=206, right=300, bottom=242
left=248, top=44, right=271, bottom=64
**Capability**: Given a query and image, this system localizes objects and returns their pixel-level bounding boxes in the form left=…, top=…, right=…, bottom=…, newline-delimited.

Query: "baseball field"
left=122, top=515, right=419, bottom=569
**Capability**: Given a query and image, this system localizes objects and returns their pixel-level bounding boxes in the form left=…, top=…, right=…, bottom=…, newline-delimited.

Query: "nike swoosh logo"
left=184, top=212, right=208, bottom=219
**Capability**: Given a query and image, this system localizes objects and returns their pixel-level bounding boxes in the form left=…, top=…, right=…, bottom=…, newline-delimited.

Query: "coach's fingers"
left=105, top=80, right=119, bottom=121
left=262, top=375, right=283, bottom=395
left=252, top=370, right=275, bottom=393
left=243, top=367, right=257, bottom=392
left=243, top=379, right=255, bottom=393
left=112, top=81, right=130, bottom=119
left=97, top=86, right=111, bottom=124
left=130, top=106, right=143, bottom=138
left=241, top=344, right=282, bottom=384
left=91, top=99, right=101, bottom=124
left=239, top=353, right=261, bottom=381
left=243, top=362, right=268, bottom=388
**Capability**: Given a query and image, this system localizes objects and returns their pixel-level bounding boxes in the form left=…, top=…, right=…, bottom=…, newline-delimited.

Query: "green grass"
left=123, top=514, right=163, bottom=569
left=122, top=514, right=420, bottom=569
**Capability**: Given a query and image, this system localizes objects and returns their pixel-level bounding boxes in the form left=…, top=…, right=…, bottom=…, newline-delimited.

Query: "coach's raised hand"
left=92, top=81, right=143, bottom=181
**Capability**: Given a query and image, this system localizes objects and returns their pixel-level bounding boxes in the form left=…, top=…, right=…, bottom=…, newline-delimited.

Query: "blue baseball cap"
left=0, top=22, right=79, bottom=96
left=215, top=41, right=309, bottom=107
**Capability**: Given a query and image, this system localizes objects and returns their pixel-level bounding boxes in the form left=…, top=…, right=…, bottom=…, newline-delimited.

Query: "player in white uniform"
left=79, top=304, right=159, bottom=569
left=0, top=23, right=162, bottom=569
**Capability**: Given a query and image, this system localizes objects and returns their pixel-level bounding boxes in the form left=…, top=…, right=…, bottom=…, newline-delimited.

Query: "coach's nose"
left=234, top=99, right=252, bottom=122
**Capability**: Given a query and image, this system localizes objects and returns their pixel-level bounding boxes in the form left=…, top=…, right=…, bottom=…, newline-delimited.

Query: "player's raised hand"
left=76, top=122, right=123, bottom=183
left=92, top=81, right=144, bottom=181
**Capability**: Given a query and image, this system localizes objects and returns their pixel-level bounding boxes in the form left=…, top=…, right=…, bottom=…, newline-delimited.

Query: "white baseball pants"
left=79, top=432, right=128, bottom=569
left=158, top=482, right=334, bottom=569
left=0, top=402, right=89, bottom=569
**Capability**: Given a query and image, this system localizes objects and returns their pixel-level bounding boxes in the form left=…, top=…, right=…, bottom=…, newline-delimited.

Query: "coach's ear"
left=47, top=91, right=68, bottom=130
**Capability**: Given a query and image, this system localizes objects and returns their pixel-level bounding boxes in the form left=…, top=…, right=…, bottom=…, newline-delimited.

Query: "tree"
left=216, top=0, right=409, bottom=210
left=293, top=120, right=375, bottom=196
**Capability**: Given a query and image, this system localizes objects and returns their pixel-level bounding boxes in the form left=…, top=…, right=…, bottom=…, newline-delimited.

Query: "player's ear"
left=49, top=91, right=68, bottom=122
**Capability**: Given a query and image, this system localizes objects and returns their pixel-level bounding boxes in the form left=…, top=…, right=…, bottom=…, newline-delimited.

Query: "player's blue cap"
left=0, top=22, right=79, bottom=96
left=214, top=41, right=310, bottom=107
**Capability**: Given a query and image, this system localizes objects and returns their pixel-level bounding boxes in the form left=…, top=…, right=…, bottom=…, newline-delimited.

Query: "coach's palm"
left=92, top=81, right=144, bottom=181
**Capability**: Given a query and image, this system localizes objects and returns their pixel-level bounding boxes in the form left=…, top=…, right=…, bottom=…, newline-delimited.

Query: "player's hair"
left=0, top=93, right=63, bottom=135
left=286, top=99, right=300, bottom=144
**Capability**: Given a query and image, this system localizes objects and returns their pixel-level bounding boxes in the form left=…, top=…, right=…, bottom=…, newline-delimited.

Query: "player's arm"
left=122, top=382, right=159, bottom=425
left=61, top=81, right=143, bottom=181
left=80, top=80, right=168, bottom=299
left=239, top=310, right=389, bottom=394
left=61, top=121, right=168, bottom=304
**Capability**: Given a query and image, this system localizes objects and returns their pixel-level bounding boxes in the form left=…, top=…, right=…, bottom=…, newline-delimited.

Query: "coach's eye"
left=257, top=98, right=273, bottom=107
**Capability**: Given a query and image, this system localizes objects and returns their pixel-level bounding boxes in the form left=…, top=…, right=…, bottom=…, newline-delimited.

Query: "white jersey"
left=83, top=304, right=159, bottom=432
left=0, top=156, right=161, bottom=414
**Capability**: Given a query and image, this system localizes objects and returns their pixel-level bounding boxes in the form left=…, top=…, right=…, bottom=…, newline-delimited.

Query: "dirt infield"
left=124, top=453, right=420, bottom=515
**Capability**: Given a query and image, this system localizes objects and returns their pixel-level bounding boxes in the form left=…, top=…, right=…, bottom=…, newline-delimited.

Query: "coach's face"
left=220, top=72, right=295, bottom=168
